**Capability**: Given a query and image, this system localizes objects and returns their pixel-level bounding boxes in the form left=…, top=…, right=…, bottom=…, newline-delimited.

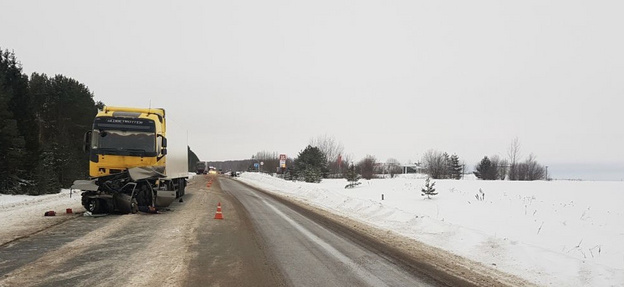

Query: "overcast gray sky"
left=2, top=1, right=623, bottom=180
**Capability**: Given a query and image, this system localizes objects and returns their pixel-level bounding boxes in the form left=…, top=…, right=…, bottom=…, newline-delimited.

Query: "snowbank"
left=238, top=173, right=624, bottom=286
left=0, top=189, right=84, bottom=245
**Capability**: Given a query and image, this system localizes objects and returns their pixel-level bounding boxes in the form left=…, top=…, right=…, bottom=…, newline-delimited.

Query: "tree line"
left=246, top=136, right=401, bottom=183
left=240, top=136, right=547, bottom=183
left=422, top=138, right=547, bottom=181
left=421, top=150, right=463, bottom=180
left=473, top=138, right=547, bottom=181
left=0, top=48, right=102, bottom=194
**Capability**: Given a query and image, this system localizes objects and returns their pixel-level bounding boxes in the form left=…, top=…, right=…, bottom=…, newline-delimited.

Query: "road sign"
left=279, top=154, right=287, bottom=168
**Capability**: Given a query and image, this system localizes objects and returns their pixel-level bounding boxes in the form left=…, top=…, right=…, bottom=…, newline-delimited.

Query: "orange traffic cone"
left=214, top=203, right=223, bottom=219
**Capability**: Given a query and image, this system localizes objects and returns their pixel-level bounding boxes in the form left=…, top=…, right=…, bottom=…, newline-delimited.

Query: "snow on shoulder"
left=238, top=172, right=624, bottom=286
left=0, top=190, right=84, bottom=246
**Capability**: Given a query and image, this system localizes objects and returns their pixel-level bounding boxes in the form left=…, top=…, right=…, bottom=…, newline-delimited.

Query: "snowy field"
left=237, top=173, right=624, bottom=286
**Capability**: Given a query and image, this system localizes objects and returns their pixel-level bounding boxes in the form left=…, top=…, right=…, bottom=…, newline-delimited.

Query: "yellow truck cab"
left=89, top=106, right=167, bottom=177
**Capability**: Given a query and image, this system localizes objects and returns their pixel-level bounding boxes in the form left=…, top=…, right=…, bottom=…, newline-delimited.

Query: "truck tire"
left=87, top=199, right=104, bottom=214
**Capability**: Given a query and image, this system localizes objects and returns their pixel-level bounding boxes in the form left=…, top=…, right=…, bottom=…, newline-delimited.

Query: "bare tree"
left=489, top=155, right=511, bottom=180
left=310, top=135, right=345, bottom=175
left=503, top=138, right=547, bottom=181
left=358, top=155, right=377, bottom=180
left=341, top=154, right=353, bottom=173
left=525, top=154, right=546, bottom=180
left=386, top=158, right=402, bottom=178
left=507, top=137, right=522, bottom=180
left=422, top=150, right=447, bottom=179
left=516, top=162, right=529, bottom=180
left=513, top=154, right=546, bottom=181
left=497, top=158, right=509, bottom=180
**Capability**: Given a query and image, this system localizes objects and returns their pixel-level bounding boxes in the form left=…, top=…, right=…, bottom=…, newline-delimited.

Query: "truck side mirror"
left=84, top=131, right=92, bottom=152
left=161, top=136, right=167, bottom=148
left=161, top=148, right=167, bottom=155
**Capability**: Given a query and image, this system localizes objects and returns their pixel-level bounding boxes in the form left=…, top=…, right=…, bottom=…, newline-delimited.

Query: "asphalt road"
left=218, top=178, right=438, bottom=286
left=0, top=175, right=283, bottom=287
left=0, top=175, right=507, bottom=287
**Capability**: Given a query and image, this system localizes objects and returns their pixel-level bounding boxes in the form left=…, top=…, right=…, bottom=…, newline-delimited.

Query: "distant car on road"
left=208, top=166, right=218, bottom=174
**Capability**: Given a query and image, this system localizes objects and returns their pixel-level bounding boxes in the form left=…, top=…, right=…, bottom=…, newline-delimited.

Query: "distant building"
left=400, top=162, right=424, bottom=174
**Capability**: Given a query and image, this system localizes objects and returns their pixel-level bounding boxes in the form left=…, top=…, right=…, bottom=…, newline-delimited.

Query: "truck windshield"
left=92, top=130, right=156, bottom=155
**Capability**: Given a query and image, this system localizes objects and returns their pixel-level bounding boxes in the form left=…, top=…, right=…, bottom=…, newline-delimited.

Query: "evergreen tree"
left=0, top=87, right=27, bottom=193
left=29, top=73, right=98, bottom=191
left=474, top=156, right=497, bottom=180
left=1, top=48, right=102, bottom=194
left=294, top=145, right=327, bottom=183
left=421, top=177, right=437, bottom=199
left=344, top=163, right=360, bottom=188
left=0, top=48, right=33, bottom=193
left=449, top=154, right=462, bottom=180
left=33, top=147, right=61, bottom=195
left=442, top=152, right=451, bottom=179
left=422, top=150, right=449, bottom=179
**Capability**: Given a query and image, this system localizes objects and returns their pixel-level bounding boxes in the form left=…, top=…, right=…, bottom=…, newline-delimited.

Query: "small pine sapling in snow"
left=344, top=164, right=361, bottom=189
left=421, top=177, right=438, bottom=199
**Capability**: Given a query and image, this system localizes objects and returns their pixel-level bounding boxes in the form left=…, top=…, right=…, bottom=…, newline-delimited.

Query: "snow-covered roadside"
left=237, top=173, right=624, bottom=286
left=0, top=190, right=84, bottom=246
